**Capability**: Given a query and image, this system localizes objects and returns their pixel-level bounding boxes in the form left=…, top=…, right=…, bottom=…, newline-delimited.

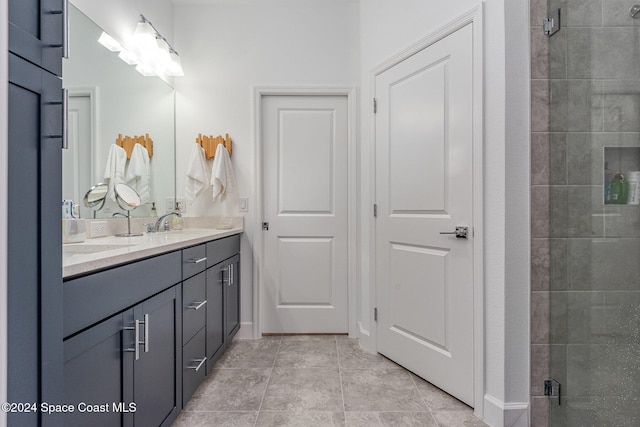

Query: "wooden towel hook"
left=196, top=133, right=232, bottom=160
left=116, top=133, right=154, bottom=159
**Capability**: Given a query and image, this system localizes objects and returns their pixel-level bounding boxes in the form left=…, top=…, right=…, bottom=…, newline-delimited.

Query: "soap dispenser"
left=150, top=202, right=157, bottom=217
left=608, top=173, right=629, bottom=204
left=172, top=202, right=183, bottom=230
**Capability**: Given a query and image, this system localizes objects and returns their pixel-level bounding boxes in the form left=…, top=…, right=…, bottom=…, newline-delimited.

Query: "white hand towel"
left=103, top=144, right=127, bottom=202
left=211, top=143, right=236, bottom=202
left=185, top=144, right=209, bottom=203
left=125, top=143, right=151, bottom=203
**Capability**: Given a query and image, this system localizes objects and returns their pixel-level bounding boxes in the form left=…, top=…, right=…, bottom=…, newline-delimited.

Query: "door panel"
left=263, top=95, right=348, bottom=333
left=376, top=24, right=475, bottom=405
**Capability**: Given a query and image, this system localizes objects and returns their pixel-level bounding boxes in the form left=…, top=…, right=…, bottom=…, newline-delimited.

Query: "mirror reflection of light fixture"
left=98, top=32, right=123, bottom=52
left=96, top=14, right=184, bottom=78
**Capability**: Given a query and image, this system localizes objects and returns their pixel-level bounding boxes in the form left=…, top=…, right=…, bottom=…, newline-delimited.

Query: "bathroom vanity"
left=62, top=228, right=242, bottom=426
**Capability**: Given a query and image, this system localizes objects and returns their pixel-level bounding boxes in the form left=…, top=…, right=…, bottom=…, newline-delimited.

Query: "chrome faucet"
left=154, top=211, right=182, bottom=232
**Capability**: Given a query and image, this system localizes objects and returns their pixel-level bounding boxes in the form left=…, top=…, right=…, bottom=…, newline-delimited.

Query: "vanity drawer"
left=183, top=244, right=207, bottom=280
left=206, top=235, right=240, bottom=268
left=182, top=272, right=206, bottom=345
left=64, top=251, right=181, bottom=338
left=183, top=327, right=206, bottom=406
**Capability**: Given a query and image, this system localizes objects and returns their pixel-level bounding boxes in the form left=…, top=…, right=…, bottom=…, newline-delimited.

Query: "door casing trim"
left=253, top=86, right=358, bottom=338
left=370, top=4, right=484, bottom=418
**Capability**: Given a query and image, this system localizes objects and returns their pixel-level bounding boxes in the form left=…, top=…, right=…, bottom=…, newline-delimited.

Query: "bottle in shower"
left=608, top=173, right=629, bottom=204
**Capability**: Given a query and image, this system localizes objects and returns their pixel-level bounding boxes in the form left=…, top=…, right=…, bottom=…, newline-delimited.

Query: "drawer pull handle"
left=188, top=357, right=207, bottom=372
left=187, top=257, right=207, bottom=264
left=188, top=300, right=207, bottom=310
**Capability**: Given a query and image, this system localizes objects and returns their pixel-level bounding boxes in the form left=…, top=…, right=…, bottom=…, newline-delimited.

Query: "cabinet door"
left=63, top=311, right=130, bottom=427
left=133, top=287, right=178, bottom=427
left=8, top=52, right=63, bottom=427
left=225, top=255, right=241, bottom=341
left=9, top=0, right=64, bottom=76
left=206, top=263, right=225, bottom=373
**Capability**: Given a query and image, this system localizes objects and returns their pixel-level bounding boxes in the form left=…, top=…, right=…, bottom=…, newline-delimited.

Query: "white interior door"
left=62, top=94, right=92, bottom=218
left=375, top=24, right=475, bottom=405
left=262, top=94, right=349, bottom=333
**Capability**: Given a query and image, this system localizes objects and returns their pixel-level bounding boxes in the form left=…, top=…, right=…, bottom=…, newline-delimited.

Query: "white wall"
left=173, top=0, right=360, bottom=335
left=0, top=0, right=8, bottom=424
left=359, top=0, right=530, bottom=425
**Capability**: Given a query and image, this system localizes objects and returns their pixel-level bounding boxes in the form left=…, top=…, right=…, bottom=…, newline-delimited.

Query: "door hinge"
left=544, top=8, right=561, bottom=36
left=544, top=379, right=561, bottom=405
left=373, top=98, right=377, bottom=114
left=373, top=204, right=377, bottom=217
left=374, top=307, right=378, bottom=322
left=262, top=222, right=269, bottom=231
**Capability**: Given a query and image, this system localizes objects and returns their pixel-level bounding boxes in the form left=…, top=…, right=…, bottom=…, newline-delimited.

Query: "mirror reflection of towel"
left=211, top=143, right=236, bottom=202
left=125, top=143, right=151, bottom=204
left=104, top=144, right=127, bottom=202
left=185, top=143, right=209, bottom=203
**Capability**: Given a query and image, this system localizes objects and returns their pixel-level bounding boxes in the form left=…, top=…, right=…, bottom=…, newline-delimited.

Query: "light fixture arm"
left=138, top=14, right=180, bottom=56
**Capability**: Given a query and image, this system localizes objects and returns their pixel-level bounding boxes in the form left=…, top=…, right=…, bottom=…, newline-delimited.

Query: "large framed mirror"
left=62, top=4, right=176, bottom=219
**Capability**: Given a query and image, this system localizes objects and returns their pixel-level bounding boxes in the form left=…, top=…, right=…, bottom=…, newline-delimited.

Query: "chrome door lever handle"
left=440, top=226, right=469, bottom=239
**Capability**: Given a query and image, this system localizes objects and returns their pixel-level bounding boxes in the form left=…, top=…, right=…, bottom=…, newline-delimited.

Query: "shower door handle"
left=440, top=226, right=469, bottom=239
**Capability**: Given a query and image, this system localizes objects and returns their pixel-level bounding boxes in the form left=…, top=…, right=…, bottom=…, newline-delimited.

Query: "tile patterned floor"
left=173, top=336, right=487, bottom=427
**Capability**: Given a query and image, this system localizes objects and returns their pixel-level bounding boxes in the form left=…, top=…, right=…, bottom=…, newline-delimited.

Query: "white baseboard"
left=483, top=394, right=529, bottom=427
left=234, top=322, right=255, bottom=340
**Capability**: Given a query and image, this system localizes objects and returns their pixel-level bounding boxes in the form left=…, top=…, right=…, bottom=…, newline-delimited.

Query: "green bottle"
left=608, top=173, right=629, bottom=204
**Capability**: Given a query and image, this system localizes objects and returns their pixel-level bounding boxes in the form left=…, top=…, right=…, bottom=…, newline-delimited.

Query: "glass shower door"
left=545, top=1, right=640, bottom=425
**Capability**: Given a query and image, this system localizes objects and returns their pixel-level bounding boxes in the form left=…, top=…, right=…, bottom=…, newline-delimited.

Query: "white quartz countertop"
left=63, top=227, right=243, bottom=278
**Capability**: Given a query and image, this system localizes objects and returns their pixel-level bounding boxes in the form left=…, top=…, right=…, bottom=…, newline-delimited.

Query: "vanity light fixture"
left=96, top=14, right=184, bottom=78
left=98, top=31, right=123, bottom=52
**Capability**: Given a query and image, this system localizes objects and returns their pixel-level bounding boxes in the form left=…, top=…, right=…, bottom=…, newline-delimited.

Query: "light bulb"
left=118, top=49, right=139, bottom=65
left=132, top=20, right=156, bottom=50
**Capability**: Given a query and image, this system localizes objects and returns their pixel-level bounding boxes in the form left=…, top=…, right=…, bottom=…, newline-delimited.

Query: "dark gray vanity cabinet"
left=63, top=252, right=182, bottom=427
left=63, top=287, right=179, bottom=427
left=9, top=0, right=65, bottom=76
left=205, top=236, right=241, bottom=374
left=8, top=1, right=64, bottom=426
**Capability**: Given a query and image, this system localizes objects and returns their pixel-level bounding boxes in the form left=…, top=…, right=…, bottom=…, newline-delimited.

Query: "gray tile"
left=531, top=344, right=550, bottom=396
left=550, top=80, right=603, bottom=132
left=531, top=0, right=548, bottom=27
left=341, top=368, right=426, bottom=412
left=431, top=410, right=487, bottom=426
left=567, top=28, right=640, bottom=79
left=549, top=28, right=567, bottom=79
left=216, top=339, right=280, bottom=368
left=411, top=374, right=471, bottom=411
left=275, top=339, right=338, bottom=368
left=532, top=80, right=550, bottom=132
left=549, top=291, right=567, bottom=344
left=566, top=291, right=606, bottom=343
left=564, top=186, right=604, bottom=237
left=603, top=81, right=640, bottom=132
left=603, top=0, right=640, bottom=27
left=256, top=410, right=345, bottom=427
left=184, top=368, right=270, bottom=411
left=337, top=338, right=399, bottom=369
left=531, top=28, right=549, bottom=80
left=172, top=411, right=257, bottom=427
left=530, top=396, right=550, bottom=427
left=603, top=291, right=640, bottom=342
left=566, top=132, right=594, bottom=185
left=532, top=238, right=568, bottom=291
left=531, top=291, right=550, bottom=344
left=344, top=411, right=437, bottom=427
left=568, top=238, right=640, bottom=290
left=532, top=186, right=551, bottom=238
left=259, top=335, right=283, bottom=341
left=531, top=133, right=567, bottom=185
left=261, top=368, right=343, bottom=411
left=564, top=0, right=601, bottom=27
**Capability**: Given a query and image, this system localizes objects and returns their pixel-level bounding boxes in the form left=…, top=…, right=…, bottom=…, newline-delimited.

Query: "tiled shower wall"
left=531, top=0, right=640, bottom=425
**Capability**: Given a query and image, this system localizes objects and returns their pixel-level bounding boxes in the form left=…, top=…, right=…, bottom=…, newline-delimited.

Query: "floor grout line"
left=409, top=370, right=441, bottom=427
left=335, top=335, right=348, bottom=425
left=252, top=337, right=282, bottom=427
